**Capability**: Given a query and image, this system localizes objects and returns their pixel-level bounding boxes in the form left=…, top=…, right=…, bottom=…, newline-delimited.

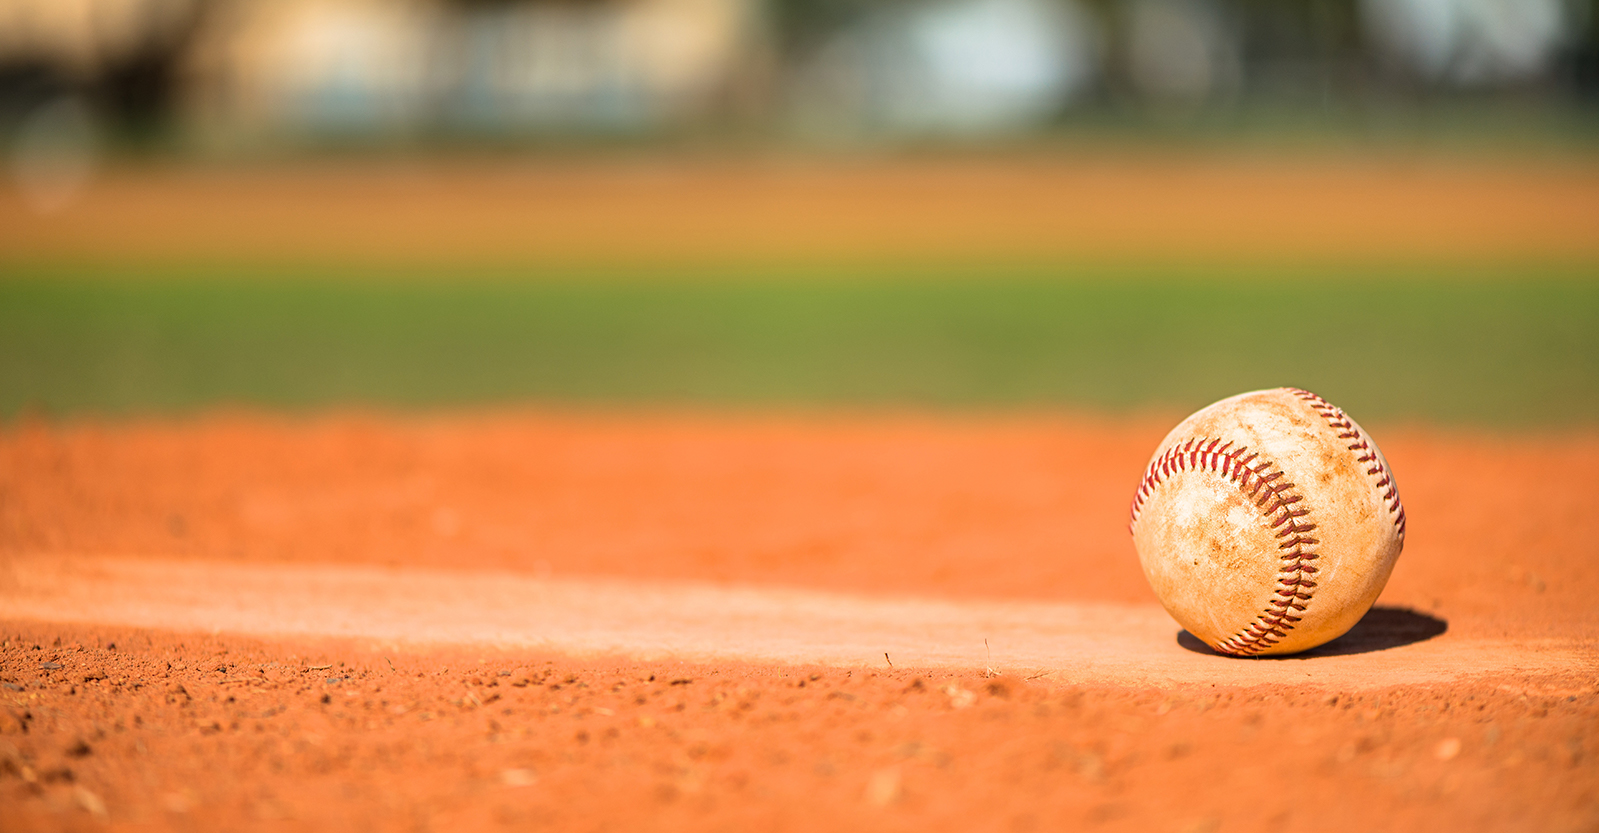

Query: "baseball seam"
left=1286, top=388, right=1407, bottom=537
left=1129, top=437, right=1319, bottom=656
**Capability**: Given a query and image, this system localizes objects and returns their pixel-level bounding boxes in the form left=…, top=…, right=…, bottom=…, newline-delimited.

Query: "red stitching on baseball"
left=1129, top=437, right=1320, bottom=656
left=1286, top=388, right=1407, bottom=537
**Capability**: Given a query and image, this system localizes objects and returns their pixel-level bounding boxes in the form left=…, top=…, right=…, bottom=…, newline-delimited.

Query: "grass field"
left=2, top=266, right=1595, bottom=425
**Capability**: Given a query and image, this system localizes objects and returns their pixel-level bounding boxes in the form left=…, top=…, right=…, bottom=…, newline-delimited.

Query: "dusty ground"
left=4, top=153, right=1599, bottom=268
left=3, top=624, right=1595, bottom=833
left=2, top=411, right=1597, bottom=831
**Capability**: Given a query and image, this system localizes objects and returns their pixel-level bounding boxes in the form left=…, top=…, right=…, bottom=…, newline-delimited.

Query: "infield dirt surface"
left=2, top=411, right=1596, bottom=832
left=5, top=151, right=1599, bottom=268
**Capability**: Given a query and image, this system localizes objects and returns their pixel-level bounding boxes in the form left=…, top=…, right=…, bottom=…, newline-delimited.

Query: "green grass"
left=1, top=267, right=1595, bottom=425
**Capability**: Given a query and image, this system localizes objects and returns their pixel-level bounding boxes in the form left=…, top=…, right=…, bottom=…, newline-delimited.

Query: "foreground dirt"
left=2, top=625, right=1595, bottom=833
left=1, top=411, right=1597, bottom=831
left=4, top=152, right=1599, bottom=268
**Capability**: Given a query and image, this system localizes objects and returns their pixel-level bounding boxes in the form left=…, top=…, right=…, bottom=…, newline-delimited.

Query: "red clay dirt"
left=1, top=411, right=1597, bottom=832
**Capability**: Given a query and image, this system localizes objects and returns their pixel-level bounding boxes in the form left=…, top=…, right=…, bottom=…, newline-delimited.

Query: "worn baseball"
left=1128, top=388, right=1406, bottom=656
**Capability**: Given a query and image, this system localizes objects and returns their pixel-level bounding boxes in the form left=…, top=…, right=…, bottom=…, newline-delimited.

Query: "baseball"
left=1129, top=387, right=1407, bottom=656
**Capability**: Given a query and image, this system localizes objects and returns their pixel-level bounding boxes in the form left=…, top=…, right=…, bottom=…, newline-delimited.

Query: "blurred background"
left=0, top=0, right=1596, bottom=425
left=1, top=0, right=1596, bottom=151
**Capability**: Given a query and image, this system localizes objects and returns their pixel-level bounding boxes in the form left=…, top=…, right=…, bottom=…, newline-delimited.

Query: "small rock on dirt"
left=73, top=785, right=108, bottom=816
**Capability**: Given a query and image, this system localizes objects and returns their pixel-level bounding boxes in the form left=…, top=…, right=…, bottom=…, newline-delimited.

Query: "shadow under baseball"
left=1176, top=606, right=1448, bottom=658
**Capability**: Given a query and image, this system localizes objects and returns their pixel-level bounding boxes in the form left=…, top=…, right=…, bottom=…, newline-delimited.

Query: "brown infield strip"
left=4, top=152, right=1599, bottom=267
left=1, top=412, right=1597, bottom=831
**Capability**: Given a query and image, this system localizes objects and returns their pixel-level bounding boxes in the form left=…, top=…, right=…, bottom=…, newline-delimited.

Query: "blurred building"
left=0, top=0, right=1595, bottom=149
left=177, top=0, right=758, bottom=141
